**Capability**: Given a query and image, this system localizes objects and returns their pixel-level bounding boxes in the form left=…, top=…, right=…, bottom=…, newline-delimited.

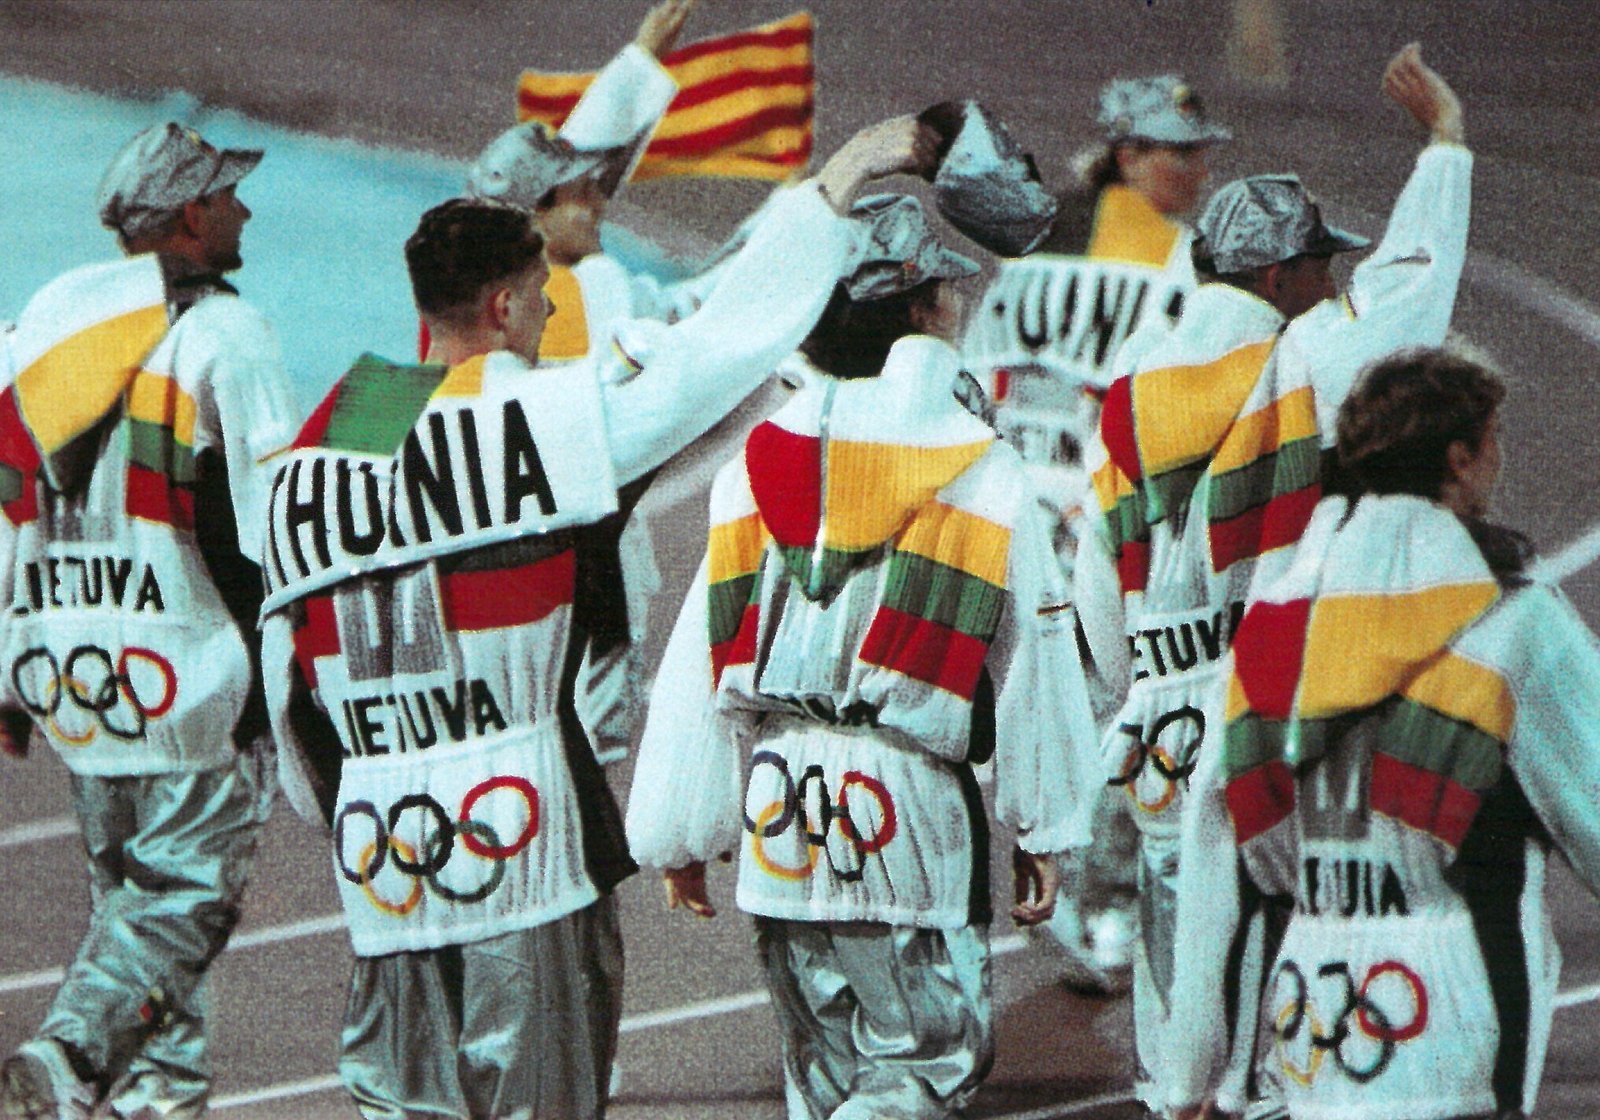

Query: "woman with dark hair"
left=628, top=193, right=1101, bottom=1120
left=1166, top=348, right=1600, bottom=1120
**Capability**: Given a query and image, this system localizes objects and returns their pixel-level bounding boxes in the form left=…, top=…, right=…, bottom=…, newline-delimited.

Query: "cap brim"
left=1308, top=224, right=1370, bottom=256
left=929, top=246, right=982, bottom=282
left=209, top=148, right=263, bottom=195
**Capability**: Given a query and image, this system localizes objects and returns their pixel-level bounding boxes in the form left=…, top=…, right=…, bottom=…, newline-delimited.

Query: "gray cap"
left=1097, top=75, right=1232, bottom=146
left=923, top=101, right=1058, bottom=257
left=467, top=120, right=612, bottom=210
left=844, top=193, right=980, bottom=302
left=97, top=122, right=262, bottom=239
left=1193, top=174, right=1370, bottom=274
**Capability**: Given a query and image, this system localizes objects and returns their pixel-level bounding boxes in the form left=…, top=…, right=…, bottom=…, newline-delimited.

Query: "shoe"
left=1038, top=899, right=1132, bottom=996
left=1085, top=906, right=1137, bottom=974
left=0, top=1040, right=94, bottom=1120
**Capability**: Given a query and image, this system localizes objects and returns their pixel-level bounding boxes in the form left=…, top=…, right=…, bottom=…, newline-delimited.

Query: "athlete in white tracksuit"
left=260, top=120, right=936, bottom=1120
left=628, top=194, right=1101, bottom=1120
left=1074, top=46, right=1472, bottom=1117
left=1168, top=349, right=1600, bottom=1120
left=0, top=125, right=296, bottom=1120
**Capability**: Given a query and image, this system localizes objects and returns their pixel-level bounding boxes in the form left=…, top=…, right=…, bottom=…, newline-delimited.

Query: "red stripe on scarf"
left=0, top=390, right=41, bottom=525
left=1209, top=485, right=1321, bottom=573
left=1225, top=760, right=1296, bottom=844
left=1232, top=597, right=1312, bottom=720
left=858, top=606, right=987, bottom=700
left=125, top=465, right=194, bottom=529
left=744, top=422, right=820, bottom=548
left=1117, top=537, right=1149, bottom=596
left=293, top=594, right=339, bottom=690
left=711, top=601, right=760, bottom=686
left=1099, top=376, right=1141, bottom=483
left=1370, top=751, right=1481, bottom=850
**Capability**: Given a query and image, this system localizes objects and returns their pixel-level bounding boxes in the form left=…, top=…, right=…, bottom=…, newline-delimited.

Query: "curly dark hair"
left=1333, top=347, right=1505, bottom=500
left=405, top=198, right=545, bottom=326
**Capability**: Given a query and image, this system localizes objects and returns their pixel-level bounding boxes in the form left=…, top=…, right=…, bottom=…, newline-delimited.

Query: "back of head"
left=405, top=198, right=546, bottom=326
left=1334, top=348, right=1504, bottom=501
left=799, top=193, right=978, bottom=380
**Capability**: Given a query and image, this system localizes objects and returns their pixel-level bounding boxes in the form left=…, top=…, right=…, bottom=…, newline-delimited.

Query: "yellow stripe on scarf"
left=433, top=354, right=488, bottom=399
left=1212, top=385, right=1318, bottom=475
left=895, top=501, right=1011, bottom=587
left=1087, top=186, right=1181, bottom=268
left=1132, top=339, right=1276, bottom=478
left=16, top=303, right=169, bottom=453
left=1296, top=582, right=1499, bottom=718
left=823, top=440, right=990, bottom=551
left=1400, top=649, right=1514, bottom=743
left=709, top=510, right=769, bottom=584
left=538, top=266, right=589, bottom=361
left=126, top=371, right=197, bottom=446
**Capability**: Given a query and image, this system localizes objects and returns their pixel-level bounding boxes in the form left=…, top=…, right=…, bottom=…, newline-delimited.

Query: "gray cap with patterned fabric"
left=1193, top=173, right=1370, bottom=273
left=97, top=122, right=262, bottom=239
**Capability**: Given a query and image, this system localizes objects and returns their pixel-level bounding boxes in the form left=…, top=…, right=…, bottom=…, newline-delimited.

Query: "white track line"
left=0, top=815, right=75, bottom=849
left=1533, top=520, right=1600, bottom=585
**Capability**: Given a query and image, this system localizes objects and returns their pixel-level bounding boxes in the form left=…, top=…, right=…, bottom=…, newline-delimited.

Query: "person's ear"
left=1259, top=262, right=1283, bottom=303
left=1444, top=437, right=1474, bottom=483
left=178, top=197, right=208, bottom=239
left=487, top=285, right=513, bottom=331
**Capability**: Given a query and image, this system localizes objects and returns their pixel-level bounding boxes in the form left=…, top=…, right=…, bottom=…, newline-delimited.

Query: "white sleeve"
left=989, top=499, right=1100, bottom=854
left=185, top=298, right=299, bottom=560
left=261, top=609, right=335, bottom=826
left=625, top=555, right=745, bottom=868
left=1165, top=711, right=1247, bottom=1110
left=1488, top=586, right=1600, bottom=895
left=598, top=183, right=855, bottom=485
left=1293, top=142, right=1474, bottom=436
left=558, top=43, right=677, bottom=156
left=1073, top=496, right=1131, bottom=702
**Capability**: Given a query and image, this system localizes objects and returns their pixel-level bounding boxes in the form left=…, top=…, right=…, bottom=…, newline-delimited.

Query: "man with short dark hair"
left=0, top=121, right=295, bottom=1120
left=1075, top=44, right=1473, bottom=1119
left=260, top=117, right=934, bottom=1120
left=1168, top=347, right=1600, bottom=1120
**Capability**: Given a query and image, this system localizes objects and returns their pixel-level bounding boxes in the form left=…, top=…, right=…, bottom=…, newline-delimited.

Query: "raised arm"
left=600, top=117, right=939, bottom=484
left=1298, top=43, right=1473, bottom=435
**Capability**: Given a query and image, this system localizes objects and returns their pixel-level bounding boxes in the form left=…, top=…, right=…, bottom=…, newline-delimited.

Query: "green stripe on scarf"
left=881, top=552, right=1005, bottom=640
left=1209, top=436, right=1320, bottom=524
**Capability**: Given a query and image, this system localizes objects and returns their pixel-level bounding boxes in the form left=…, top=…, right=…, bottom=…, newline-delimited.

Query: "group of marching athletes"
left=2, top=2, right=1599, bottom=1118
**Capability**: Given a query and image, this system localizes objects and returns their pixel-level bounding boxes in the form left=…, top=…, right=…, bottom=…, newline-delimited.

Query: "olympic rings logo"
left=1272, top=958, right=1429, bottom=1086
left=1108, top=705, right=1203, bottom=814
left=334, top=776, right=540, bottom=915
left=742, top=751, right=897, bottom=884
left=11, top=645, right=177, bottom=746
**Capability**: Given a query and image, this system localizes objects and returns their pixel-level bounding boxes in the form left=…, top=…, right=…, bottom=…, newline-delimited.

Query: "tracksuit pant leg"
left=37, top=753, right=263, bottom=1109
left=753, top=918, right=993, bottom=1120
left=340, top=894, right=624, bottom=1120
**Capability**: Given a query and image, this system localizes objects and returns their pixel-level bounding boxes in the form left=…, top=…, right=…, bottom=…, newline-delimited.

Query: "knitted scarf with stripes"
left=707, top=339, right=1011, bottom=706
left=1222, top=494, right=1511, bottom=855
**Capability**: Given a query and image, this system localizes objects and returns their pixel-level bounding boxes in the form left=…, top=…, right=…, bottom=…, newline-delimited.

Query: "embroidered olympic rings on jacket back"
left=1272, top=957, right=1429, bottom=1087
left=1108, top=704, right=1204, bottom=814
left=334, top=775, right=540, bottom=913
left=11, top=645, right=178, bottom=745
left=743, top=750, right=898, bottom=883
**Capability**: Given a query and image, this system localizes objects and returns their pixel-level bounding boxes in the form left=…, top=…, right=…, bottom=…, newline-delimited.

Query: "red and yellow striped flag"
left=515, top=11, right=814, bottom=182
